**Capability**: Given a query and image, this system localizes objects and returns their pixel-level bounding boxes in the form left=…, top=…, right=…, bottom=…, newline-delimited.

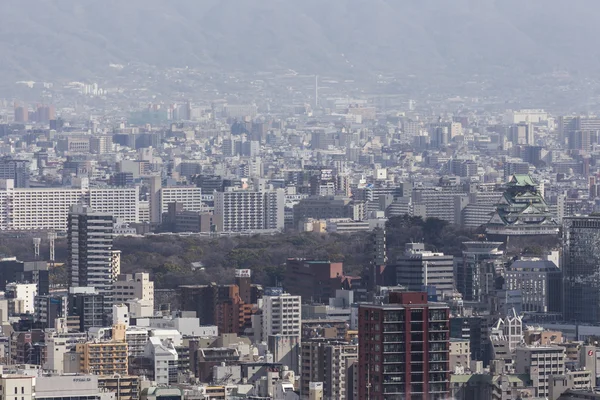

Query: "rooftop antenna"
left=315, top=75, right=319, bottom=109
left=33, top=238, right=41, bottom=260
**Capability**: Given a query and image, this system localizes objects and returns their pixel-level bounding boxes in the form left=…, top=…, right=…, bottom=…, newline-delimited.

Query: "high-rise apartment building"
left=412, top=188, right=468, bottom=224
left=89, top=187, right=139, bottom=224
left=76, top=333, right=128, bottom=375
left=159, top=186, right=204, bottom=215
left=214, top=189, right=285, bottom=232
left=300, top=338, right=358, bottom=399
left=563, top=216, right=600, bottom=323
left=68, top=205, right=115, bottom=302
left=358, top=292, right=450, bottom=400
left=558, top=116, right=600, bottom=145
left=261, top=289, right=302, bottom=374
left=509, top=123, right=534, bottom=145
left=261, top=290, right=301, bottom=341
left=0, top=180, right=138, bottom=230
left=5, top=283, right=37, bottom=314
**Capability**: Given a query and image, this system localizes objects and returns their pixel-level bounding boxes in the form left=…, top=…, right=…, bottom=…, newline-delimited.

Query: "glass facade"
left=563, top=217, right=600, bottom=323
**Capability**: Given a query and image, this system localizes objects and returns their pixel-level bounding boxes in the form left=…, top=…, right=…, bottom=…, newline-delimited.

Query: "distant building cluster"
left=3, top=74, right=600, bottom=400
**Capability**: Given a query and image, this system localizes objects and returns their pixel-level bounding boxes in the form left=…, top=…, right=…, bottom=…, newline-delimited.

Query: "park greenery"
left=0, top=215, right=559, bottom=289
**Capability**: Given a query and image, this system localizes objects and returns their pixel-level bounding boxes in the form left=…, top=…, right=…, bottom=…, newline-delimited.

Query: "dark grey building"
left=34, top=294, right=67, bottom=329
left=456, top=242, right=504, bottom=303
left=563, top=217, right=600, bottom=323
left=393, top=243, right=454, bottom=299
left=505, top=259, right=562, bottom=314
left=68, top=289, right=107, bottom=332
left=68, top=205, right=115, bottom=304
left=0, top=259, right=49, bottom=296
left=0, top=157, right=29, bottom=188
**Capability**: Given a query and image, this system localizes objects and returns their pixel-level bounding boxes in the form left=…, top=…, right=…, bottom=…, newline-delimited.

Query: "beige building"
left=450, top=338, right=471, bottom=373
left=549, top=370, right=593, bottom=400
left=98, top=375, right=140, bottom=400
left=524, top=328, right=563, bottom=345
left=113, top=272, right=154, bottom=312
left=515, top=346, right=565, bottom=398
left=76, top=325, right=128, bottom=375
left=0, top=375, right=34, bottom=400
left=308, top=382, right=324, bottom=400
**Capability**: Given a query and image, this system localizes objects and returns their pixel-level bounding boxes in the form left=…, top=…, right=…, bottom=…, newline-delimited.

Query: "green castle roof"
left=508, top=174, right=536, bottom=187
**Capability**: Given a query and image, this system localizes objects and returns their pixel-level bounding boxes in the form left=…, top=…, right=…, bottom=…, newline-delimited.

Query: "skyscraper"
left=563, top=216, right=600, bottom=323
left=358, top=292, right=450, bottom=400
left=68, top=205, right=115, bottom=303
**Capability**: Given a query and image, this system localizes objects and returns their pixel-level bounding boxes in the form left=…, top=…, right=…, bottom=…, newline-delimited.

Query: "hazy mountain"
left=1, top=0, right=598, bottom=82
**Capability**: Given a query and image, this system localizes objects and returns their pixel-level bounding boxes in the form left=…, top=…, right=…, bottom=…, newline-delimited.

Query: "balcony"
left=383, top=385, right=405, bottom=394
left=383, top=334, right=404, bottom=343
left=429, top=323, right=449, bottom=332
left=383, top=365, right=405, bottom=374
left=384, top=375, right=405, bottom=385
left=383, top=324, right=404, bottom=332
left=383, top=355, right=404, bottom=364
left=429, top=354, right=449, bottom=362
left=430, top=344, right=447, bottom=352
left=429, top=333, right=448, bottom=342
left=383, top=345, right=405, bottom=353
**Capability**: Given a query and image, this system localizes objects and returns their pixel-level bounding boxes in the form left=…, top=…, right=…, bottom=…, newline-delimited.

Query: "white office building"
left=113, top=304, right=130, bottom=327
left=5, top=283, right=37, bottom=314
left=144, top=336, right=178, bottom=385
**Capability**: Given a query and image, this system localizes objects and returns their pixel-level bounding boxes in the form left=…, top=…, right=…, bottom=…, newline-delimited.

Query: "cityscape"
left=2, top=2, right=600, bottom=400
